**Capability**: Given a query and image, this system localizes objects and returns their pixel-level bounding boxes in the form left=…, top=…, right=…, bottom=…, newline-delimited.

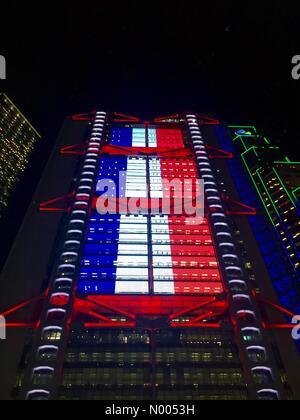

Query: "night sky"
left=0, top=1, right=300, bottom=264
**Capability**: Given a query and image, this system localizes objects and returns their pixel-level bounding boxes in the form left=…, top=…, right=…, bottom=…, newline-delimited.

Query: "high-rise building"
left=219, top=126, right=300, bottom=327
left=0, top=93, right=41, bottom=217
left=0, top=112, right=300, bottom=401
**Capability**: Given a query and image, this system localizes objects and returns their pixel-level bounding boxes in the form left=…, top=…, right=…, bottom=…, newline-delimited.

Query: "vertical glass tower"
left=1, top=112, right=300, bottom=401
left=0, top=93, right=41, bottom=216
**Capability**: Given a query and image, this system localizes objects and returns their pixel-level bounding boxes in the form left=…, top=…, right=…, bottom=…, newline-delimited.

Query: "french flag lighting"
left=78, top=125, right=223, bottom=296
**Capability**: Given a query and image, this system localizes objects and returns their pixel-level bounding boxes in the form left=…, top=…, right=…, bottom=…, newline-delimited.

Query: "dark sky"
left=0, top=1, right=300, bottom=263
left=1, top=1, right=300, bottom=147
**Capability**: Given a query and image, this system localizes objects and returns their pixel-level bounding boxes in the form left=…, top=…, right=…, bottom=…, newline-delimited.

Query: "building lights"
left=0, top=93, right=41, bottom=215
left=3, top=112, right=298, bottom=401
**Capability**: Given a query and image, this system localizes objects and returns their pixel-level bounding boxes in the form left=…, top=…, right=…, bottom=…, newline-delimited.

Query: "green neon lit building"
left=228, top=126, right=300, bottom=277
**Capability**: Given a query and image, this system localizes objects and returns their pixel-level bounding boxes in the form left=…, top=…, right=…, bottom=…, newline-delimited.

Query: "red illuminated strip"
left=160, top=158, right=198, bottom=180
left=167, top=256, right=219, bottom=269
left=166, top=268, right=221, bottom=280
left=168, top=217, right=223, bottom=294
left=168, top=245, right=218, bottom=257
left=156, top=129, right=185, bottom=148
left=154, top=157, right=224, bottom=295
left=173, top=283, right=223, bottom=294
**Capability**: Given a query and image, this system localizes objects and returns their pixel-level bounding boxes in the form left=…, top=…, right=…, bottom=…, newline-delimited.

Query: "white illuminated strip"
left=116, top=268, right=149, bottom=280
left=118, top=244, right=148, bottom=255
left=132, top=128, right=146, bottom=147
left=116, top=255, right=148, bottom=266
left=125, top=157, right=147, bottom=198
left=154, top=282, right=175, bottom=294
left=149, top=158, right=164, bottom=198
left=148, top=128, right=157, bottom=148
left=119, top=233, right=148, bottom=243
left=152, top=244, right=172, bottom=255
left=115, top=215, right=149, bottom=294
left=153, top=256, right=173, bottom=267
left=118, top=217, right=148, bottom=242
left=115, top=282, right=149, bottom=294
left=151, top=215, right=175, bottom=294
left=119, top=224, right=148, bottom=234
left=118, top=215, right=148, bottom=224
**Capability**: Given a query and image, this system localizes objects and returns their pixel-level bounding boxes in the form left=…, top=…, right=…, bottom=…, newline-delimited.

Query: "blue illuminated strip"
left=96, top=156, right=147, bottom=199
left=96, top=156, right=127, bottom=198
left=78, top=213, right=121, bottom=294
left=110, top=127, right=133, bottom=147
left=79, top=213, right=149, bottom=295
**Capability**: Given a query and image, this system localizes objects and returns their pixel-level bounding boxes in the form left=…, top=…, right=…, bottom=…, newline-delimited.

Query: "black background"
left=0, top=0, right=300, bottom=265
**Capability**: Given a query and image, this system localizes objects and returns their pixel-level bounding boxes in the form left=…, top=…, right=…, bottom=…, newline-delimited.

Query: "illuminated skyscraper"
left=221, top=127, right=300, bottom=319
left=0, top=112, right=300, bottom=401
left=0, top=93, right=41, bottom=216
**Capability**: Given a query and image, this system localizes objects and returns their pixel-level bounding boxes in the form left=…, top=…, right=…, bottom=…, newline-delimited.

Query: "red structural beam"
left=75, top=296, right=229, bottom=329
left=168, top=297, right=217, bottom=321
left=112, top=112, right=140, bottom=123
left=92, top=196, right=204, bottom=217
left=0, top=292, right=46, bottom=330
left=197, top=115, right=220, bottom=126
left=60, top=142, right=89, bottom=156
left=85, top=310, right=137, bottom=329
left=40, top=193, right=205, bottom=216
left=0, top=293, right=46, bottom=318
left=88, top=311, right=113, bottom=323
left=77, top=297, right=137, bottom=321
left=189, top=311, right=214, bottom=324
left=153, top=114, right=181, bottom=123
left=1, top=287, right=297, bottom=332
left=206, top=146, right=234, bottom=159
left=170, top=304, right=228, bottom=328
left=72, top=111, right=97, bottom=122
left=253, top=292, right=296, bottom=318
left=39, top=193, right=74, bottom=213
left=221, top=194, right=257, bottom=216
left=252, top=291, right=297, bottom=330
left=1, top=323, right=38, bottom=329
left=76, top=296, right=225, bottom=317
left=101, top=144, right=193, bottom=158
left=265, top=324, right=296, bottom=330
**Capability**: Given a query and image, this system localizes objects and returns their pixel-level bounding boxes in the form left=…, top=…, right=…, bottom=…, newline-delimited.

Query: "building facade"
left=0, top=93, right=41, bottom=217
left=0, top=112, right=299, bottom=401
left=218, top=126, right=300, bottom=337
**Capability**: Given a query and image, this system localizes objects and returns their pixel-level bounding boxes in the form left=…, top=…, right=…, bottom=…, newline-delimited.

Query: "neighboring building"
left=0, top=112, right=300, bottom=401
left=222, top=127, right=300, bottom=317
left=0, top=93, right=41, bottom=217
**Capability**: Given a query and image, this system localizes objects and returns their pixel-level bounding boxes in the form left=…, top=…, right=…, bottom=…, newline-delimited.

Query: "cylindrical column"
left=186, top=114, right=285, bottom=401
left=22, top=112, right=106, bottom=401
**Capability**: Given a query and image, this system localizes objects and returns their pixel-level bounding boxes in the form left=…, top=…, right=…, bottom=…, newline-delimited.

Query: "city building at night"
left=0, top=112, right=300, bottom=401
left=0, top=92, right=41, bottom=217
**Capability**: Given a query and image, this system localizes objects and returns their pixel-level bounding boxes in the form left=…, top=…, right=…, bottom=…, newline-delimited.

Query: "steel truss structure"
left=2, top=112, right=299, bottom=401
